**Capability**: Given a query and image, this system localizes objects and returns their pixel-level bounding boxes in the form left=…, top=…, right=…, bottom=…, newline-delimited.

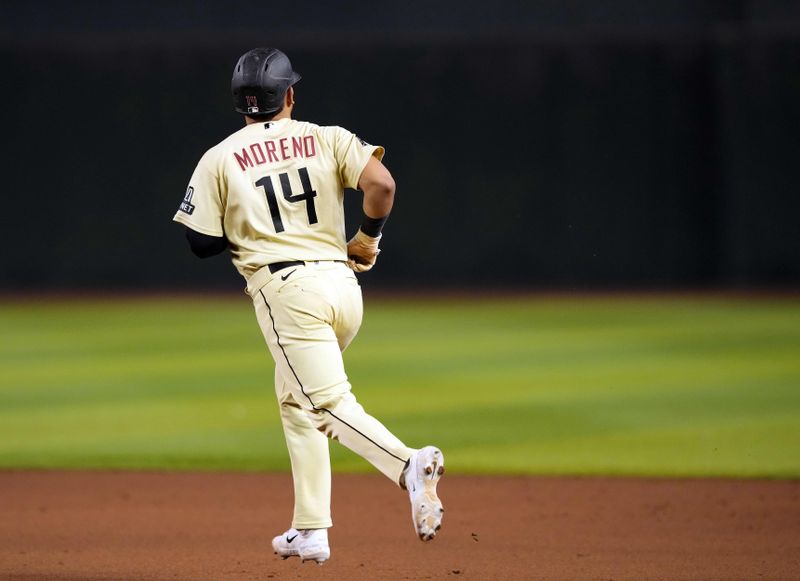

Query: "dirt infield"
left=1, top=472, right=798, bottom=580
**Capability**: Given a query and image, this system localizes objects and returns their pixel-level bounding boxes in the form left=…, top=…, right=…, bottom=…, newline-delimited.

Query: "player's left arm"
left=173, top=147, right=227, bottom=253
left=185, top=227, right=228, bottom=258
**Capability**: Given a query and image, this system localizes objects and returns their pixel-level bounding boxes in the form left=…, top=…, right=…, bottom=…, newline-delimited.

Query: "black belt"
left=268, top=260, right=304, bottom=274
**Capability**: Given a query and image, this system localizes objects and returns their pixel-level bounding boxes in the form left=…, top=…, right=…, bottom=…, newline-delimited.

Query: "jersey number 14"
left=255, top=167, right=318, bottom=233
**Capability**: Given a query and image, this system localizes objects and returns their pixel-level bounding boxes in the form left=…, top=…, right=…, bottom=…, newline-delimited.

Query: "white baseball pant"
left=249, top=260, right=415, bottom=529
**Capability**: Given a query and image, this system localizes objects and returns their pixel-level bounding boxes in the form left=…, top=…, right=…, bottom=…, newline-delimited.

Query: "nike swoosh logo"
left=281, top=269, right=297, bottom=281
left=286, top=534, right=298, bottom=543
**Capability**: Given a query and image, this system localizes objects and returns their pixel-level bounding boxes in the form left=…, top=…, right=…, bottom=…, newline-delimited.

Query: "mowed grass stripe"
left=0, top=295, right=798, bottom=476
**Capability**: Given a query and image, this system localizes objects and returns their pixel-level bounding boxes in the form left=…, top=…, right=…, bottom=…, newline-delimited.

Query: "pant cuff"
left=292, top=519, right=333, bottom=530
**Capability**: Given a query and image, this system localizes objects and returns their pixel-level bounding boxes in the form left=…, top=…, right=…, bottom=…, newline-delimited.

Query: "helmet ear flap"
left=232, top=48, right=301, bottom=115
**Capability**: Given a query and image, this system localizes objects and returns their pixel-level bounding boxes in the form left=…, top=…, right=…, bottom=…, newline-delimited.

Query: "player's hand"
left=347, top=229, right=381, bottom=272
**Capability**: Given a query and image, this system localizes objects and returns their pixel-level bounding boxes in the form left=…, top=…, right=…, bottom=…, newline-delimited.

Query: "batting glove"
left=347, top=229, right=381, bottom=272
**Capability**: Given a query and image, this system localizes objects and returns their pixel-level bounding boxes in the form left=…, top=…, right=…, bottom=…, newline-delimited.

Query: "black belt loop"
left=268, top=260, right=304, bottom=274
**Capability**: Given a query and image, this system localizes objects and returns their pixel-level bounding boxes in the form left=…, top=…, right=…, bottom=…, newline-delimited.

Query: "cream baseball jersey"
left=173, top=118, right=383, bottom=278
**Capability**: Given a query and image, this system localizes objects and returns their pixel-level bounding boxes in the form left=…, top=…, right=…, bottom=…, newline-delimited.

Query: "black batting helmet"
left=231, top=48, right=301, bottom=115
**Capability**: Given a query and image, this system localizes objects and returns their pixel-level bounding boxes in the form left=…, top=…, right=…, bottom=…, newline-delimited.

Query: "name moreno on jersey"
left=173, top=118, right=383, bottom=281
left=233, top=134, right=317, bottom=170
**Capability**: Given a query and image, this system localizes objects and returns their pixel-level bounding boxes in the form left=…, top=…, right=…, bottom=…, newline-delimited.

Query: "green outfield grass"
left=1, top=293, right=799, bottom=477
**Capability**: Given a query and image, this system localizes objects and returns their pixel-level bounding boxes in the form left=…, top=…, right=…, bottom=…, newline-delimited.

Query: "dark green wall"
left=2, top=1, right=798, bottom=289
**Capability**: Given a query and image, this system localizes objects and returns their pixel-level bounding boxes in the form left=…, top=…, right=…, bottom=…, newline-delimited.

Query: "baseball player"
left=173, top=47, right=444, bottom=565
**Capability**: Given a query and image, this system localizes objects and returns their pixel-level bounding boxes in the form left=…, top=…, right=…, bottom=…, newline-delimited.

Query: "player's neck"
left=245, top=110, right=292, bottom=126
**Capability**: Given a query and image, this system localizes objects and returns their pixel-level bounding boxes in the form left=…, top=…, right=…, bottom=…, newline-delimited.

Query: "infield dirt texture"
left=2, top=471, right=799, bottom=580
left=1, top=295, right=799, bottom=579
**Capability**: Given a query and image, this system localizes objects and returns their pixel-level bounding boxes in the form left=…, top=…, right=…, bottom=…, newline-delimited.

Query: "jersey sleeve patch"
left=178, top=186, right=196, bottom=215
left=172, top=150, right=225, bottom=236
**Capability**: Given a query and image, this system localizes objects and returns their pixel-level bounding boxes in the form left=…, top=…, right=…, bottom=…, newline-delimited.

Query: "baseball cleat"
left=404, top=446, right=445, bottom=541
left=272, top=527, right=330, bottom=564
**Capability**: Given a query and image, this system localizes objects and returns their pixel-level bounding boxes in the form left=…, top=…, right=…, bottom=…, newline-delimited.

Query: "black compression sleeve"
left=185, top=227, right=228, bottom=258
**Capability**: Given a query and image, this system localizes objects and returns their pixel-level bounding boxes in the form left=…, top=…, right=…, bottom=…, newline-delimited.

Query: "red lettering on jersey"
left=292, top=137, right=304, bottom=158
left=234, top=148, right=254, bottom=171
left=238, top=137, right=315, bottom=168
left=250, top=143, right=266, bottom=165
left=303, top=135, right=316, bottom=158
left=264, top=140, right=279, bottom=162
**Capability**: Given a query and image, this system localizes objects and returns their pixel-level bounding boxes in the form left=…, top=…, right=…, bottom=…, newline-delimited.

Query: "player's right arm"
left=358, top=156, right=395, bottom=220
left=326, top=126, right=394, bottom=272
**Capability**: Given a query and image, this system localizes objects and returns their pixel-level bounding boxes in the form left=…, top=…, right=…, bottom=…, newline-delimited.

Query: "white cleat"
left=404, top=446, right=445, bottom=541
left=272, top=527, right=330, bottom=564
